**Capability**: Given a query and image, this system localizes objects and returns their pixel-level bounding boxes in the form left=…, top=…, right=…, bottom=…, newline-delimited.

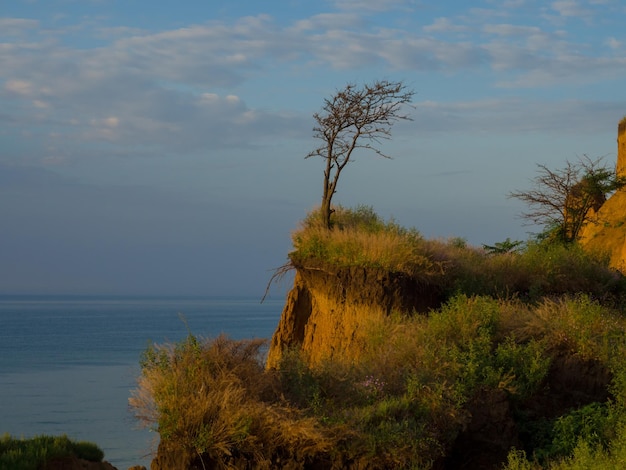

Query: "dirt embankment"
left=266, top=263, right=444, bottom=368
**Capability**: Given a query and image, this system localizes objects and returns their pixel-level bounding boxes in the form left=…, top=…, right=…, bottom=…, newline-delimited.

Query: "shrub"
left=548, top=402, right=619, bottom=458
left=291, top=205, right=445, bottom=281
left=523, top=295, right=626, bottom=362
left=130, top=334, right=335, bottom=467
left=449, top=240, right=623, bottom=302
left=0, top=434, right=104, bottom=470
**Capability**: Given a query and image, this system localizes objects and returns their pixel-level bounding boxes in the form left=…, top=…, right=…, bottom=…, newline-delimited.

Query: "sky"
left=1, top=0, right=625, bottom=297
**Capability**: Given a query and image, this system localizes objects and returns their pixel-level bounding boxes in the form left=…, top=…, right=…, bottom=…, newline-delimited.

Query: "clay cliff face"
left=579, top=117, right=626, bottom=271
left=266, top=263, right=443, bottom=369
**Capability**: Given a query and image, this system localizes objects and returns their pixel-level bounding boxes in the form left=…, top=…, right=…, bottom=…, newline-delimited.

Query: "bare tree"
left=509, top=156, right=625, bottom=243
left=306, top=80, right=415, bottom=229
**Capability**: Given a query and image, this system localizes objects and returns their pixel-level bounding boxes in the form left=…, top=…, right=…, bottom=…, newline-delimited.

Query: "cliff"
left=266, top=262, right=443, bottom=368
left=579, top=117, right=626, bottom=270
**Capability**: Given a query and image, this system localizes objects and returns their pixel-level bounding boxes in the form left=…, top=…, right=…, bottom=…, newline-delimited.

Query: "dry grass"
left=516, top=295, right=626, bottom=363
left=129, top=334, right=335, bottom=468
left=291, top=206, right=625, bottom=303
left=291, top=205, right=446, bottom=281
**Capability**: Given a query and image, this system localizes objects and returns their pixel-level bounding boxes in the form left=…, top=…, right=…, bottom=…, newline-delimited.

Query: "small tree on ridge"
left=509, top=156, right=625, bottom=243
left=306, top=80, right=415, bottom=229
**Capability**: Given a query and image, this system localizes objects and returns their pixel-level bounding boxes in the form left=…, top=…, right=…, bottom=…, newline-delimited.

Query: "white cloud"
left=5, top=79, right=34, bottom=95
left=330, top=0, right=411, bottom=12
left=413, top=98, right=626, bottom=134
left=0, top=18, right=39, bottom=35
left=103, top=116, right=119, bottom=128
left=502, top=0, right=527, bottom=7
left=482, top=24, right=542, bottom=37
left=32, top=99, right=48, bottom=108
left=1, top=4, right=624, bottom=169
left=551, top=0, right=590, bottom=17
left=423, top=18, right=468, bottom=34
left=606, top=37, right=622, bottom=49
left=290, top=13, right=362, bottom=33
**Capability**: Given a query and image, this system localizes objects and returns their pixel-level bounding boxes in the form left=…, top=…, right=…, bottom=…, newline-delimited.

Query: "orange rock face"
left=266, top=264, right=443, bottom=369
left=579, top=117, right=626, bottom=272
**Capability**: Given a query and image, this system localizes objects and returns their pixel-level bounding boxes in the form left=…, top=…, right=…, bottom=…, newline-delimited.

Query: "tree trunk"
left=321, top=195, right=332, bottom=229
left=320, top=156, right=334, bottom=229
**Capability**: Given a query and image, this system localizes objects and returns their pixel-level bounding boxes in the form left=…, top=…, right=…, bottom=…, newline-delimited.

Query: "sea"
left=0, top=295, right=285, bottom=469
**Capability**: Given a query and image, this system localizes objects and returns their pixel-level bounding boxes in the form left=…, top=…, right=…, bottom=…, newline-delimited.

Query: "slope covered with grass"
left=132, top=207, right=626, bottom=470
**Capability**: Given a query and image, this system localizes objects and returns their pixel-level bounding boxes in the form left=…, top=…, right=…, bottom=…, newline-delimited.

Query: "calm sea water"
left=0, top=295, right=284, bottom=469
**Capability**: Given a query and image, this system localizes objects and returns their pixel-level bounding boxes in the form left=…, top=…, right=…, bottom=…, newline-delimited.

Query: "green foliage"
left=529, top=294, right=626, bottom=362
left=0, top=434, right=104, bottom=470
left=505, top=432, right=626, bottom=470
left=483, top=238, right=524, bottom=254
left=450, top=239, right=623, bottom=302
left=516, top=402, right=622, bottom=466
left=345, top=295, right=551, bottom=465
left=503, top=449, right=536, bottom=470
left=549, top=402, right=617, bottom=458
left=292, top=206, right=624, bottom=304
left=277, top=347, right=323, bottom=410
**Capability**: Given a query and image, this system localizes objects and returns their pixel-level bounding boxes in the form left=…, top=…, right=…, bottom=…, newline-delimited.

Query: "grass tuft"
left=0, top=434, right=104, bottom=470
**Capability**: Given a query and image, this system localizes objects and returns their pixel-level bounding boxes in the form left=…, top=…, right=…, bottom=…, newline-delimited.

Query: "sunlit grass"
left=291, top=205, right=444, bottom=280
left=129, top=334, right=335, bottom=468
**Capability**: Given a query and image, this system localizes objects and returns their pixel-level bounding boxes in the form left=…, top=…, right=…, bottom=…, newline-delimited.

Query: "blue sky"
left=2, top=0, right=625, bottom=296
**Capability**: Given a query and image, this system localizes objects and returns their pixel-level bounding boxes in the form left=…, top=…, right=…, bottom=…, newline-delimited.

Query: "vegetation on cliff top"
left=291, top=205, right=624, bottom=302
left=131, top=206, right=626, bottom=469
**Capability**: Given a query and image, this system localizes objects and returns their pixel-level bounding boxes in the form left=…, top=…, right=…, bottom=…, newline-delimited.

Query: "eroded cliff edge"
left=579, top=117, right=626, bottom=270
left=266, top=261, right=444, bottom=368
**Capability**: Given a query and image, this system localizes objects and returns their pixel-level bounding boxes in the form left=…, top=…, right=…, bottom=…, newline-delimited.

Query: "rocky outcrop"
left=266, top=262, right=444, bottom=368
left=579, top=117, right=626, bottom=270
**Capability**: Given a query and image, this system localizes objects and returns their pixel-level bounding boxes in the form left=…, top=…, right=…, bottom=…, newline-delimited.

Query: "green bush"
left=449, top=240, right=623, bottom=302
left=292, top=206, right=624, bottom=303
left=0, top=434, right=104, bottom=470
left=549, top=402, right=618, bottom=458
